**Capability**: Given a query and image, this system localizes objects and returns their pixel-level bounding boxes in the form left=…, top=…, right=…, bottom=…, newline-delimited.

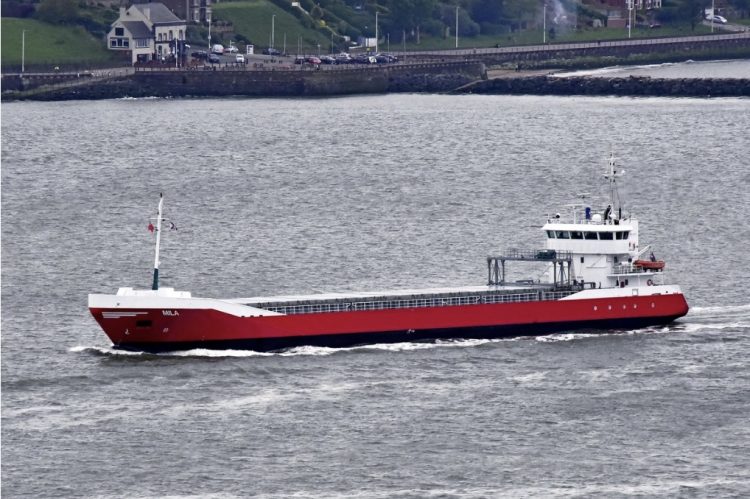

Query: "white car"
left=235, top=54, right=245, bottom=63
left=226, top=45, right=239, bottom=53
left=707, top=15, right=727, bottom=24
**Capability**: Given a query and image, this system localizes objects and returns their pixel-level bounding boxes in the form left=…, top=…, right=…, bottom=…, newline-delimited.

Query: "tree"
left=35, top=0, right=78, bottom=24
left=386, top=0, right=437, bottom=33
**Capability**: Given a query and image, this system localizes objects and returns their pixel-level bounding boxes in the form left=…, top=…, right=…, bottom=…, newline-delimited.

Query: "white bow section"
left=88, top=287, right=281, bottom=317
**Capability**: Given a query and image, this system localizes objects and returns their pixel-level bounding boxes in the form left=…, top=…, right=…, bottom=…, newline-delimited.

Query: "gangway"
left=487, top=249, right=573, bottom=288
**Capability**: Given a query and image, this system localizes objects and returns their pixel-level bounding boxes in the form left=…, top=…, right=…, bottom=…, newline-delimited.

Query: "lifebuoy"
left=647, top=279, right=654, bottom=286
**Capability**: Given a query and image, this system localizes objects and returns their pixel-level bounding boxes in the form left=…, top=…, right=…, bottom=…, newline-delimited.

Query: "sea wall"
left=456, top=75, right=750, bottom=97
left=6, top=62, right=486, bottom=101
left=422, top=34, right=750, bottom=66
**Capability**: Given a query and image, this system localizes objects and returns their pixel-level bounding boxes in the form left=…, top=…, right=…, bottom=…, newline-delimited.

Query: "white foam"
left=672, top=322, right=750, bottom=334
left=68, top=345, right=145, bottom=356
left=689, top=304, right=750, bottom=316
left=535, top=332, right=599, bottom=342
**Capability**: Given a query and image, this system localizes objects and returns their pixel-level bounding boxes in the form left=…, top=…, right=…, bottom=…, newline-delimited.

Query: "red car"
left=307, top=56, right=322, bottom=65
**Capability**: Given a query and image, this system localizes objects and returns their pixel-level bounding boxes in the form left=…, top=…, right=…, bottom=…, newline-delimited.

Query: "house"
left=107, top=3, right=188, bottom=64
left=583, top=0, right=662, bottom=28
left=159, top=0, right=212, bottom=23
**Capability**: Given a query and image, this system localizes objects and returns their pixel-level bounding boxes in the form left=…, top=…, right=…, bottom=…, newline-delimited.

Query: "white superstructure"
left=542, top=154, right=665, bottom=291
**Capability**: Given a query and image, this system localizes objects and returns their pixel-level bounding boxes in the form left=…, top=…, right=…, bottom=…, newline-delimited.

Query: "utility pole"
left=627, top=0, right=633, bottom=39
left=711, top=0, right=715, bottom=33
left=207, top=14, right=212, bottom=51
left=455, top=5, right=459, bottom=48
left=271, top=14, right=275, bottom=49
left=375, top=11, right=379, bottom=53
left=21, top=29, right=26, bottom=73
left=543, top=2, right=546, bottom=44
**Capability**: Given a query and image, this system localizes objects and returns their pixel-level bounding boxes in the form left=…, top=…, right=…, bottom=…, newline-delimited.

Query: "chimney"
left=119, top=6, right=126, bottom=18
left=144, top=7, right=151, bottom=19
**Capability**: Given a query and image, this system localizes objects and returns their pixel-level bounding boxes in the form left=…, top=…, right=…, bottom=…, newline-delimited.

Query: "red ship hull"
left=90, top=293, right=689, bottom=353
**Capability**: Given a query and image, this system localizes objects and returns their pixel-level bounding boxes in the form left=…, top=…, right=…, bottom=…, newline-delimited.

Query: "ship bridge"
left=534, top=153, right=668, bottom=291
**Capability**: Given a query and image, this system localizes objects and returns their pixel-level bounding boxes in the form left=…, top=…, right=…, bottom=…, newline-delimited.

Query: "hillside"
left=2, top=18, right=117, bottom=68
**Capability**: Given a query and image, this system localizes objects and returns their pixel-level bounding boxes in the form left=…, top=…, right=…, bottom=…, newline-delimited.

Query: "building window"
left=110, top=38, right=118, bottom=47
left=115, top=27, right=124, bottom=36
left=158, top=33, right=163, bottom=41
left=179, top=29, right=184, bottom=39
left=169, top=31, right=173, bottom=40
left=136, top=38, right=149, bottom=48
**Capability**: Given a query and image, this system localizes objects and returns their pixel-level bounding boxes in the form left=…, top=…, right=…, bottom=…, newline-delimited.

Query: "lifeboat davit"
left=635, top=259, right=666, bottom=270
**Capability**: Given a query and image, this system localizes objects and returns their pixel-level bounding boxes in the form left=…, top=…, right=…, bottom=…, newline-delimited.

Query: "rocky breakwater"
left=5, top=62, right=486, bottom=101
left=456, top=75, right=750, bottom=97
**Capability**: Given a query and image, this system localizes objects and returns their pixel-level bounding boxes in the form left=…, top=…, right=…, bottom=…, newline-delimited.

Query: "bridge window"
left=600, top=232, right=614, bottom=240
left=584, top=232, right=598, bottom=240
left=571, top=231, right=584, bottom=240
left=547, top=230, right=555, bottom=238
left=555, top=231, right=570, bottom=239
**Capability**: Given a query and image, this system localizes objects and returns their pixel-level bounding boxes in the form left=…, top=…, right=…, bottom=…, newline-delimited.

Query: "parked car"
left=191, top=50, right=208, bottom=59
left=335, top=53, right=352, bottom=64
left=208, top=54, right=221, bottom=64
left=307, top=56, right=322, bottom=65
left=226, top=45, right=239, bottom=53
left=320, top=55, right=336, bottom=64
left=263, top=48, right=282, bottom=56
left=235, top=54, right=245, bottom=63
left=211, top=44, right=225, bottom=54
left=294, top=56, right=306, bottom=64
left=707, top=14, right=727, bottom=23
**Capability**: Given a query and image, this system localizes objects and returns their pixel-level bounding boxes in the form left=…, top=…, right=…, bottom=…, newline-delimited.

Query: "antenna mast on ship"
left=603, top=152, right=625, bottom=219
left=151, top=194, right=164, bottom=290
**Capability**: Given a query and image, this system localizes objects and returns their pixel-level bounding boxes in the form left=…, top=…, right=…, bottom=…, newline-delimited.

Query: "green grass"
left=212, top=1, right=329, bottom=53
left=2, top=18, right=116, bottom=67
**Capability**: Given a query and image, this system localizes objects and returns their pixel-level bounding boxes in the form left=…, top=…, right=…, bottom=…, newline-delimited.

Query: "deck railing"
left=255, top=288, right=576, bottom=316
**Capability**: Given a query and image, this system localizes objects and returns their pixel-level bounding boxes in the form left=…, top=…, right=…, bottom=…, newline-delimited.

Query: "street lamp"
left=455, top=5, right=459, bottom=48
left=271, top=14, right=275, bottom=49
left=627, top=0, right=633, bottom=39
left=21, top=29, right=26, bottom=73
left=207, top=14, right=212, bottom=51
left=375, top=11, right=379, bottom=53
left=543, top=2, right=546, bottom=44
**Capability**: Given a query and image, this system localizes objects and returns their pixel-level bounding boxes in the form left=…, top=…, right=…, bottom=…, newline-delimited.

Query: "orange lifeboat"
left=634, top=260, right=666, bottom=271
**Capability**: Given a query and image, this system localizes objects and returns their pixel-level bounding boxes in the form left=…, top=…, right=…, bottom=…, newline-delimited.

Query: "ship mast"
left=603, top=152, right=624, bottom=220
left=152, top=193, right=164, bottom=290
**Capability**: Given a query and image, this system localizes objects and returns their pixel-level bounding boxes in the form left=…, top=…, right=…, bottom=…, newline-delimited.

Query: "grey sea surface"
left=2, top=93, right=750, bottom=498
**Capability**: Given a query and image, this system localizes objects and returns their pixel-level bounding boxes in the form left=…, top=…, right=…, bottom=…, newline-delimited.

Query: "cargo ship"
left=89, top=156, right=689, bottom=352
